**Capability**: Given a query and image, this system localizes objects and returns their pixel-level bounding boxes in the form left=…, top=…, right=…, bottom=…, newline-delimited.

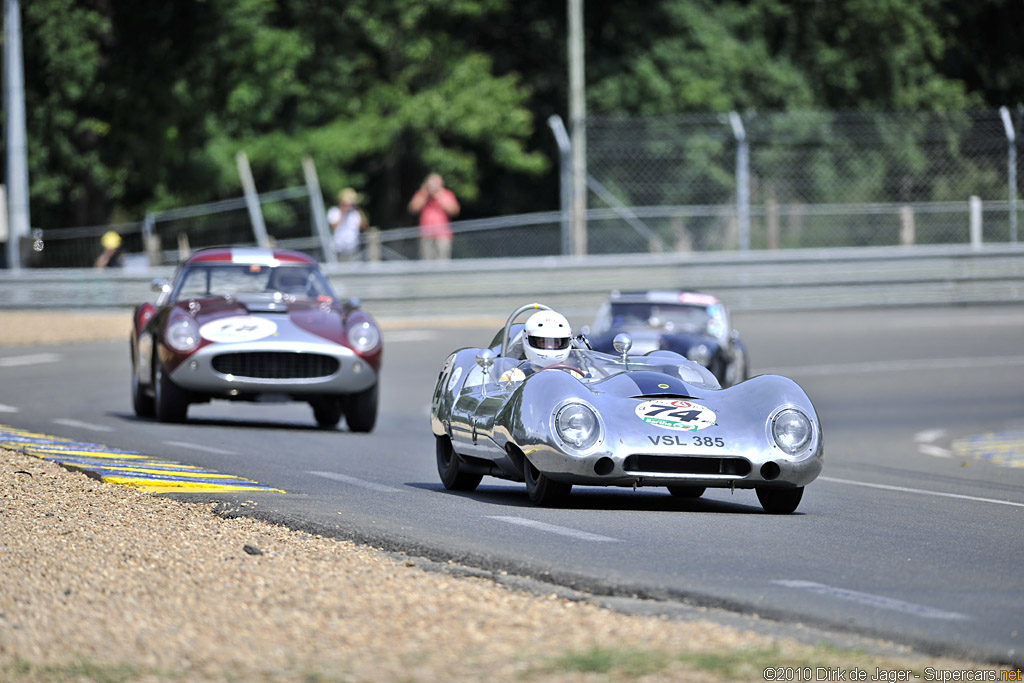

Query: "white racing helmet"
left=523, top=310, right=572, bottom=363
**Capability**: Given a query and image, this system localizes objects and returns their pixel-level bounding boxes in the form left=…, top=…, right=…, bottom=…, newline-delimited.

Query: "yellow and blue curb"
left=0, top=424, right=285, bottom=493
left=952, top=426, right=1024, bottom=468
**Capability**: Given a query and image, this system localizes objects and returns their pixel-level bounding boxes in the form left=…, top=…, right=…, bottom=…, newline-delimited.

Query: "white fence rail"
left=1, top=244, right=1022, bottom=320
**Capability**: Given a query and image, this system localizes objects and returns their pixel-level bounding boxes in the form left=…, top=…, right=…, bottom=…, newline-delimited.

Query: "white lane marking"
left=163, top=440, right=239, bottom=456
left=771, top=580, right=969, bottom=620
left=918, top=444, right=952, bottom=458
left=487, top=515, right=621, bottom=543
left=307, top=470, right=400, bottom=492
left=914, top=429, right=947, bottom=443
left=820, top=476, right=1024, bottom=508
left=0, top=353, right=62, bottom=368
left=0, top=403, right=19, bottom=413
left=51, top=418, right=112, bottom=432
left=763, top=355, right=1024, bottom=377
left=386, top=330, right=438, bottom=343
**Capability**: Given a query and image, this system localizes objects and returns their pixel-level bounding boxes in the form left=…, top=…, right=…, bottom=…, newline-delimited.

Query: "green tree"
left=5, top=0, right=1018, bottom=242
left=207, top=0, right=549, bottom=229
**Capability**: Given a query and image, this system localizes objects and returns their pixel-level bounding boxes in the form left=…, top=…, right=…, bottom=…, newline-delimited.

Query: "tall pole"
left=546, top=115, right=571, bottom=255
left=568, top=0, right=586, bottom=256
left=4, top=0, right=30, bottom=270
left=1000, top=106, right=1017, bottom=244
left=729, top=112, right=750, bottom=252
left=302, top=156, right=335, bottom=262
left=235, top=151, right=271, bottom=249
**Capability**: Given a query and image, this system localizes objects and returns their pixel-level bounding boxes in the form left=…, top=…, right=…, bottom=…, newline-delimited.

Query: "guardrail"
left=1, top=244, right=1022, bottom=320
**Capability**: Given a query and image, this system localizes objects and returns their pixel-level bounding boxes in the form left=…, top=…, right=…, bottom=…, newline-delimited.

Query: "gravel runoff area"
left=0, top=311, right=1006, bottom=682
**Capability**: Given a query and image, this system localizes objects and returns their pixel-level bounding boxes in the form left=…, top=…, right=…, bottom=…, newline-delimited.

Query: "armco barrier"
left=1, top=244, right=1022, bottom=320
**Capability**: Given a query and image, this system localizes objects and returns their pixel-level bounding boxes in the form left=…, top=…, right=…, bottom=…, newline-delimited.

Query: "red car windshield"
left=172, top=264, right=334, bottom=301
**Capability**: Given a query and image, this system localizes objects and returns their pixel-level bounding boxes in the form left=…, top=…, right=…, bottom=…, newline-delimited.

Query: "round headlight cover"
left=347, top=320, right=380, bottom=353
left=554, top=402, right=601, bottom=451
left=165, top=317, right=199, bottom=352
left=772, top=409, right=813, bottom=455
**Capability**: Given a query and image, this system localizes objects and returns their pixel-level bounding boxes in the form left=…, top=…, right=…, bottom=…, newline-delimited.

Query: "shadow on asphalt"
left=405, top=481, right=783, bottom=514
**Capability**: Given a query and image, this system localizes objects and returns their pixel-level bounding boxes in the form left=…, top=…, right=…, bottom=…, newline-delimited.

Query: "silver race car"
left=430, top=303, right=822, bottom=513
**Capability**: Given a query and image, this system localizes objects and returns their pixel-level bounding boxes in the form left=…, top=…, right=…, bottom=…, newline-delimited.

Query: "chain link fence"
left=13, top=109, right=1021, bottom=267
left=24, top=187, right=321, bottom=269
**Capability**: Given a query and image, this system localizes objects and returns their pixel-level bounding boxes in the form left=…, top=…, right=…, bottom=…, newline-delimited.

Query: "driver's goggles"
left=528, top=335, right=570, bottom=350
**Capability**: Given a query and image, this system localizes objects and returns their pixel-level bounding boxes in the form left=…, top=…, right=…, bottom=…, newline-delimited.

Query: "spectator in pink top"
left=408, top=172, right=460, bottom=260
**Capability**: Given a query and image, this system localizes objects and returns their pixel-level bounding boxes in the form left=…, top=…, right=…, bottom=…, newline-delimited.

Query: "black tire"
left=344, top=383, right=378, bottom=433
left=131, top=354, right=155, bottom=418
left=667, top=485, right=706, bottom=498
left=524, top=459, right=572, bottom=506
left=436, top=436, right=482, bottom=491
left=154, top=359, right=189, bottom=423
left=756, top=486, right=804, bottom=514
left=311, top=398, right=344, bottom=428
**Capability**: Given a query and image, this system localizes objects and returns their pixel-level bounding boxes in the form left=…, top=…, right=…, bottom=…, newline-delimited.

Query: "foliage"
left=2, top=0, right=1019, bottom=233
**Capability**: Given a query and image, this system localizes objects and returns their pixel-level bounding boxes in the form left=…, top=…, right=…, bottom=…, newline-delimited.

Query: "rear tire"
left=436, top=436, right=482, bottom=491
left=756, top=486, right=804, bottom=514
left=344, top=383, right=378, bottom=433
left=524, top=459, right=572, bottom=506
left=311, top=398, right=343, bottom=429
left=154, top=359, right=189, bottom=423
left=667, top=485, right=706, bottom=498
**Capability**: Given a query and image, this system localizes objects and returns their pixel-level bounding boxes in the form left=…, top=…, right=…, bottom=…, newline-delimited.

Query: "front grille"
left=211, top=352, right=339, bottom=379
left=623, top=454, right=751, bottom=477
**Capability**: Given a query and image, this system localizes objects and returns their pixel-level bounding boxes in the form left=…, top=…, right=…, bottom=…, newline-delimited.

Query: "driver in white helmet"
left=502, top=310, right=583, bottom=381
left=523, top=310, right=572, bottom=363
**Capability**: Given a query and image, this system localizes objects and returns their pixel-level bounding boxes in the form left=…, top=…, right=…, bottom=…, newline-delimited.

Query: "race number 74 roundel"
left=635, top=399, right=716, bottom=431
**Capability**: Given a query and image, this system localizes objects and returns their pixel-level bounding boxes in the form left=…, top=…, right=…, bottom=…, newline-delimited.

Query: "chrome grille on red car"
left=211, top=352, right=340, bottom=379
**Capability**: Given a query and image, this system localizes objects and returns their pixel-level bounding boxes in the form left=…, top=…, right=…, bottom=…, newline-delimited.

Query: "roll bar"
left=500, top=302, right=552, bottom=357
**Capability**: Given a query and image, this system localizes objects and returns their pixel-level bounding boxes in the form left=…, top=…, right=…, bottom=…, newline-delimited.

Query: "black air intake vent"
left=212, top=352, right=339, bottom=379
left=624, top=454, right=751, bottom=477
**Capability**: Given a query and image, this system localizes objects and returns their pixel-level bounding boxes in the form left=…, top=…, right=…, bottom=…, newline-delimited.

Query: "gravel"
left=0, top=312, right=997, bottom=681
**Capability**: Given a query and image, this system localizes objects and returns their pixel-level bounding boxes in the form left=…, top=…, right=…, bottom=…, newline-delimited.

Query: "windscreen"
left=172, top=264, right=334, bottom=301
left=597, top=303, right=710, bottom=335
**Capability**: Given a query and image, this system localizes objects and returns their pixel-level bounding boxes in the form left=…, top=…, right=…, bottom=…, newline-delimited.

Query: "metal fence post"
left=547, top=115, right=572, bottom=256
left=142, top=212, right=162, bottom=265
left=4, top=0, right=30, bottom=271
left=302, top=156, right=334, bottom=262
left=729, top=112, right=750, bottom=252
left=235, top=151, right=271, bottom=249
left=970, top=196, right=983, bottom=249
left=568, top=0, right=587, bottom=256
left=1000, top=106, right=1017, bottom=243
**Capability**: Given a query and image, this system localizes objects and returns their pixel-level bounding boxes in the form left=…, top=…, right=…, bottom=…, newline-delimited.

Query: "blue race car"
left=588, top=290, right=749, bottom=387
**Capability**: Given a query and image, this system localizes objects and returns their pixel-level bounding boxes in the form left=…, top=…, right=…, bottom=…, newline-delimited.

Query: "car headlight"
left=687, top=344, right=711, bottom=366
left=554, top=402, right=601, bottom=451
left=165, top=317, right=199, bottom=352
left=771, top=409, right=813, bottom=455
left=347, top=320, right=380, bottom=353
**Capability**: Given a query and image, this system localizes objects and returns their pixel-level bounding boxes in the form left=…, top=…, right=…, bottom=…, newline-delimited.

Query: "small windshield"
left=596, top=302, right=711, bottom=335
left=172, top=264, right=335, bottom=302
left=505, top=349, right=717, bottom=388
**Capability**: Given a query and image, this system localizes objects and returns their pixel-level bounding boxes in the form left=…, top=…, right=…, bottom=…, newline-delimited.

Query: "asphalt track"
left=1, top=305, right=1022, bottom=666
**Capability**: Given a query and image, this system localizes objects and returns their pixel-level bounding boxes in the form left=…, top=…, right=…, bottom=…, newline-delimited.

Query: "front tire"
left=131, top=351, right=155, bottom=418
left=524, top=459, right=572, bottom=506
left=436, top=436, right=482, bottom=491
left=756, top=486, right=804, bottom=514
left=311, top=398, right=344, bottom=428
left=154, top=359, right=189, bottom=423
left=343, top=383, right=378, bottom=433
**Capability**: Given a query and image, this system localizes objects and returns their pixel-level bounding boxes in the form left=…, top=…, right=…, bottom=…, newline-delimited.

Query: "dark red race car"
left=130, top=247, right=382, bottom=431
